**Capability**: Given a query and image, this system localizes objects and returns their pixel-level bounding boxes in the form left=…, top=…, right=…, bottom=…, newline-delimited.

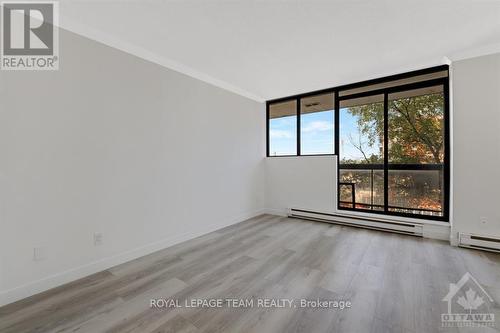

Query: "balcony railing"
left=339, top=163, right=444, bottom=217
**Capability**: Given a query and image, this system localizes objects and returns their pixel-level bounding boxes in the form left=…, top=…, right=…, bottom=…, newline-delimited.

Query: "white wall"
left=452, top=53, right=500, bottom=239
left=265, top=156, right=337, bottom=215
left=0, top=29, right=265, bottom=306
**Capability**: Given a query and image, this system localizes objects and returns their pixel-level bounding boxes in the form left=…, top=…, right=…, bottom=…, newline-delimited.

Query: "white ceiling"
left=59, top=0, right=500, bottom=102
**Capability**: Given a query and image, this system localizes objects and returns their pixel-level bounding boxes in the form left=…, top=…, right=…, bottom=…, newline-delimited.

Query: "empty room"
left=1, top=1, right=500, bottom=332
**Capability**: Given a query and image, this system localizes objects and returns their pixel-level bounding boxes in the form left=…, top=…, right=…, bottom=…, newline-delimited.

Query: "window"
left=267, top=94, right=335, bottom=156
left=337, top=77, right=448, bottom=220
left=339, top=95, right=384, bottom=164
left=266, top=65, right=449, bottom=221
left=387, top=85, right=445, bottom=217
left=300, top=93, right=335, bottom=155
left=268, top=100, right=297, bottom=156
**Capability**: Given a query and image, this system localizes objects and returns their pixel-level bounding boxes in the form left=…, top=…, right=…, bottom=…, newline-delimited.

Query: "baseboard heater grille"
left=288, top=208, right=423, bottom=236
left=459, top=233, right=500, bottom=253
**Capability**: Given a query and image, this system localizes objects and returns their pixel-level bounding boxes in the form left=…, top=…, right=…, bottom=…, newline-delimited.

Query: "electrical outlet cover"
left=33, top=247, right=46, bottom=261
left=93, top=233, right=103, bottom=246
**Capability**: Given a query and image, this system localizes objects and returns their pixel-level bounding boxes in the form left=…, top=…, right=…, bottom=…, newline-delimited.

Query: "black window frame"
left=266, top=65, right=450, bottom=222
left=267, top=92, right=337, bottom=158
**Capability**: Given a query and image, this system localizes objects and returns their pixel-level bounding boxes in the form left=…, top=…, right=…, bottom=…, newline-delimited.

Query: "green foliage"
left=343, top=93, right=444, bottom=164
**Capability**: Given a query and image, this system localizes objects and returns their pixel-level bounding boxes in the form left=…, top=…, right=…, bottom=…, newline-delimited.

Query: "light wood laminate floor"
left=1, top=214, right=500, bottom=333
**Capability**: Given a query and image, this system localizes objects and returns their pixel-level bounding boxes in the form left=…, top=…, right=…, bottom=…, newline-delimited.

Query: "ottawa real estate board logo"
left=442, top=272, right=495, bottom=328
left=1, top=1, right=59, bottom=70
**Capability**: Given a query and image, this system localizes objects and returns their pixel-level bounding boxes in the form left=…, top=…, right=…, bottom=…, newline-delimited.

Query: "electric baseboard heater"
left=458, top=233, right=500, bottom=253
left=288, top=208, right=423, bottom=236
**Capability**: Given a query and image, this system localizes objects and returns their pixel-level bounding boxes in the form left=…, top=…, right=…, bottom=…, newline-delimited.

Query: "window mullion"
left=296, top=97, right=300, bottom=156
left=383, top=92, right=389, bottom=213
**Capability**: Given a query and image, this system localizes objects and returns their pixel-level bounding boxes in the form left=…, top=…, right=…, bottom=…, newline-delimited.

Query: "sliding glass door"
left=338, top=80, right=448, bottom=220
left=339, top=94, right=385, bottom=210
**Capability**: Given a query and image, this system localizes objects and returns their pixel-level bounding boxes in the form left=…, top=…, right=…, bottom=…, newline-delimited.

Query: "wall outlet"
left=480, top=216, right=487, bottom=225
left=93, top=233, right=103, bottom=246
left=33, top=247, right=46, bottom=261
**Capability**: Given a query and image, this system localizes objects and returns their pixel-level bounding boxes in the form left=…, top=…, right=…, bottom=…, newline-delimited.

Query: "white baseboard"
left=0, top=209, right=266, bottom=307
left=422, top=224, right=451, bottom=241
left=449, top=229, right=460, bottom=246
left=262, top=208, right=288, bottom=217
